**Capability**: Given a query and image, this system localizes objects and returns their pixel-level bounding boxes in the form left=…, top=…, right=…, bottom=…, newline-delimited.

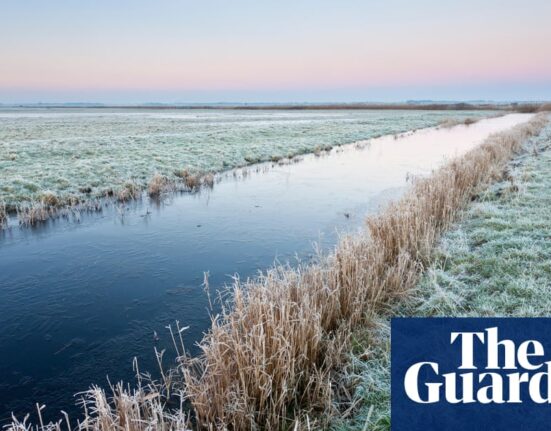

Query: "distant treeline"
left=225, top=102, right=551, bottom=111
left=5, top=102, right=551, bottom=111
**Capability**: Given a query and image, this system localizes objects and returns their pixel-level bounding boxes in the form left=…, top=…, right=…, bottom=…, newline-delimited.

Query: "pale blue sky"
left=1, top=0, right=550, bottom=103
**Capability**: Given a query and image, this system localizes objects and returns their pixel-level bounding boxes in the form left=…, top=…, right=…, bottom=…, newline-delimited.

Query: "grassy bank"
left=8, top=115, right=548, bottom=430
left=331, top=116, right=551, bottom=431
left=0, top=109, right=496, bottom=227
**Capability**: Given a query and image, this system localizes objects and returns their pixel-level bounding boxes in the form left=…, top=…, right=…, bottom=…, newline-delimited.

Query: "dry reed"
left=41, top=192, right=61, bottom=207
left=0, top=201, right=7, bottom=228
left=180, top=113, right=548, bottom=429
left=1, top=168, right=216, bottom=229
left=438, top=117, right=479, bottom=128
left=8, top=374, right=191, bottom=431
left=17, top=204, right=52, bottom=227
left=184, top=174, right=200, bottom=190
left=7, top=114, right=548, bottom=430
left=117, top=181, right=141, bottom=202
left=202, top=173, right=215, bottom=188
left=514, top=103, right=551, bottom=113
left=174, top=169, right=202, bottom=190
left=148, top=174, right=170, bottom=197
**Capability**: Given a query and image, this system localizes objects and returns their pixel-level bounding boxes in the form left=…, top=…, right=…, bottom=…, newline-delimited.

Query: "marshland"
left=0, top=108, right=492, bottom=219
left=0, top=106, right=546, bottom=429
left=4, top=0, right=551, bottom=429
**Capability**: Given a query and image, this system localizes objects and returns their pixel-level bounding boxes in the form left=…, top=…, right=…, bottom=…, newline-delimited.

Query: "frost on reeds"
left=0, top=201, right=7, bottom=228
left=13, top=192, right=61, bottom=227
left=7, top=114, right=549, bottom=430
left=17, top=203, right=53, bottom=227
left=147, top=174, right=170, bottom=197
left=175, top=169, right=202, bottom=191
left=1, top=169, right=217, bottom=230
left=8, top=360, right=192, bottom=431
left=202, top=173, right=215, bottom=188
left=117, top=181, right=141, bottom=202
left=438, top=117, right=479, bottom=128
left=41, top=191, right=61, bottom=207
left=180, top=114, right=549, bottom=429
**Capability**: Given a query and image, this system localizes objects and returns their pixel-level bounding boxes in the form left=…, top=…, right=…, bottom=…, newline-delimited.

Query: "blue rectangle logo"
left=392, top=318, right=551, bottom=430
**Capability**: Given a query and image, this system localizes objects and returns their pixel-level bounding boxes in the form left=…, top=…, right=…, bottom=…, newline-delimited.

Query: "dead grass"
left=174, top=169, right=191, bottom=179
left=147, top=174, right=170, bottom=197
left=7, top=114, right=548, bottom=430
left=0, top=201, right=7, bottom=228
left=117, top=181, right=141, bottom=202
left=6, top=192, right=66, bottom=228
left=179, top=113, right=548, bottom=429
left=0, top=168, right=216, bottom=229
left=184, top=174, right=200, bottom=190
left=438, top=117, right=479, bottom=128
left=17, top=204, right=52, bottom=227
left=514, top=103, right=551, bottom=113
left=40, top=192, right=61, bottom=207
left=174, top=169, right=202, bottom=190
left=202, top=173, right=215, bottom=188
left=7, top=360, right=192, bottom=431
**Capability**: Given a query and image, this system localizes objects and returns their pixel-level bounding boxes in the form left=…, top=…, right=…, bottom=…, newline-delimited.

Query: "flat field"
left=0, top=109, right=491, bottom=209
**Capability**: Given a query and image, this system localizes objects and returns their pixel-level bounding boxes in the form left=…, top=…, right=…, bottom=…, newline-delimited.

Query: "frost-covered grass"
left=0, top=108, right=492, bottom=211
left=332, top=119, right=551, bottom=431
left=6, top=114, right=546, bottom=430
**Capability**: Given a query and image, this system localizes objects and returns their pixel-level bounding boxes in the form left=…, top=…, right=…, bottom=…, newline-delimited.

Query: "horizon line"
left=2, top=100, right=551, bottom=107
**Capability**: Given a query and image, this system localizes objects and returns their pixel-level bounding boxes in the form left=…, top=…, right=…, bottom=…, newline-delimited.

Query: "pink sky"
left=1, top=0, right=550, bottom=102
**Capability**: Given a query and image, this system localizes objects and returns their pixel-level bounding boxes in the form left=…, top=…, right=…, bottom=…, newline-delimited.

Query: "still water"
left=0, top=114, right=531, bottom=422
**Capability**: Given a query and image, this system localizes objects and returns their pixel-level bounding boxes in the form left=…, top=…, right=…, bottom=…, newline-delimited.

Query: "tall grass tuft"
left=202, top=173, right=215, bottom=188
left=117, top=181, right=141, bottom=202
left=148, top=174, right=170, bottom=197
left=40, top=191, right=61, bottom=208
left=174, top=169, right=202, bottom=190
left=0, top=201, right=7, bottom=228
left=438, top=117, right=479, bottom=128
left=7, top=114, right=548, bottom=430
left=17, top=204, right=52, bottom=227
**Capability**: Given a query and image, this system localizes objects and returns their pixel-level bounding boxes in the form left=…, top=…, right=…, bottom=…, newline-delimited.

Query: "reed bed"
left=438, top=117, right=480, bottom=128
left=148, top=174, right=171, bottom=197
left=436, top=113, right=508, bottom=129
left=7, top=114, right=548, bottom=430
left=0, top=172, right=217, bottom=230
left=7, top=109, right=483, bottom=216
left=182, top=113, right=548, bottom=429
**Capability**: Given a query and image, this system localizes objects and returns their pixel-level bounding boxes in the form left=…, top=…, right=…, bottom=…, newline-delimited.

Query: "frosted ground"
left=0, top=109, right=492, bottom=210
left=331, top=117, right=551, bottom=431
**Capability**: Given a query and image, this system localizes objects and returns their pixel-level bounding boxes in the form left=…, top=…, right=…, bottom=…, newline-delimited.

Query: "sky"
left=1, top=0, right=551, bottom=103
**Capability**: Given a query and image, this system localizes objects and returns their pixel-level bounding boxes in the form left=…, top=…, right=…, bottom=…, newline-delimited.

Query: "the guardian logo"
left=405, top=327, right=551, bottom=404
left=392, top=318, right=551, bottom=431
